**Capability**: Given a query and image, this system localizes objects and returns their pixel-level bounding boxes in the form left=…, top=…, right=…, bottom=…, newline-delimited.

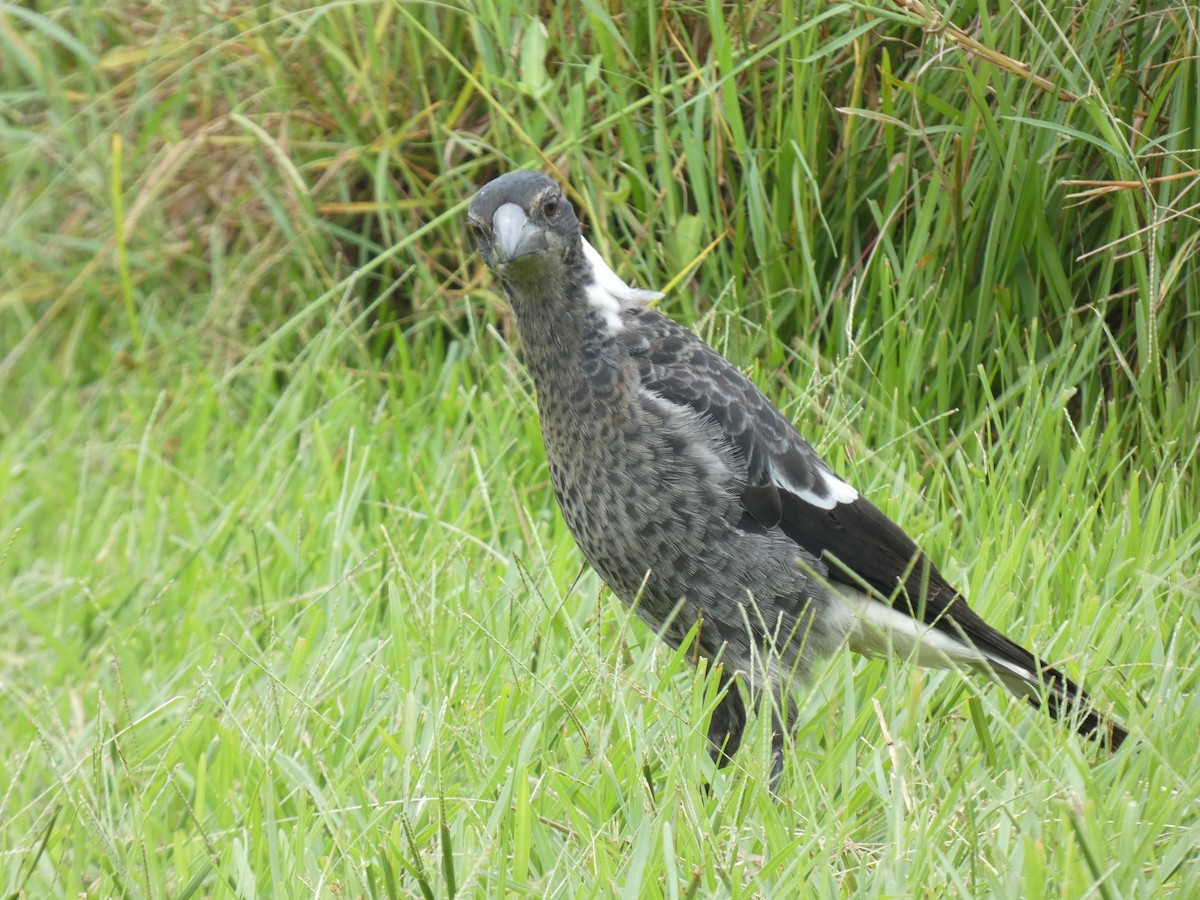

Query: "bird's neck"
left=506, top=282, right=630, bottom=423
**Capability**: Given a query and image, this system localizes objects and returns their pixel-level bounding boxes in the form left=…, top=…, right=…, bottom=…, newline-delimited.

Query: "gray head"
left=467, top=172, right=583, bottom=288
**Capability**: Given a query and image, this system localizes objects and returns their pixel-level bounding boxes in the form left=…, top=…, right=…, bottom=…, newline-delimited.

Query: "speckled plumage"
left=466, top=171, right=1127, bottom=784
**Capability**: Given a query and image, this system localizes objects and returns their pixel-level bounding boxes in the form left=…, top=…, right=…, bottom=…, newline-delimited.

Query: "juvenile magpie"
left=467, top=170, right=1127, bottom=785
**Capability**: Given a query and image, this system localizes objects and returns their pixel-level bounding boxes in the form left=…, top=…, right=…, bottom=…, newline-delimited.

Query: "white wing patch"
left=581, top=238, right=663, bottom=334
left=772, top=464, right=860, bottom=510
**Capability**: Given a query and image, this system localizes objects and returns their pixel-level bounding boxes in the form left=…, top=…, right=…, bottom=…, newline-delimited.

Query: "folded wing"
left=621, top=306, right=1126, bottom=748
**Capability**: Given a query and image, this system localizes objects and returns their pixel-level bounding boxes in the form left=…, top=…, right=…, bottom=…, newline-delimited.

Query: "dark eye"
left=468, top=221, right=487, bottom=242
left=543, top=197, right=560, bottom=218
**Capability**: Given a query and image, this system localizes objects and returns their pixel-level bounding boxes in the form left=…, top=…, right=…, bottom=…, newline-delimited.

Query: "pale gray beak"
left=492, top=203, right=546, bottom=262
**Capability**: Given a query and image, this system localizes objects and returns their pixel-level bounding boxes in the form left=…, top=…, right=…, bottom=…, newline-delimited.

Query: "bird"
left=466, top=169, right=1128, bottom=787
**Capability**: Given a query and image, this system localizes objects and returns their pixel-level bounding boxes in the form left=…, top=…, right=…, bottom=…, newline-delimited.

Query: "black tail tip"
left=1076, top=709, right=1129, bottom=752
left=1042, top=674, right=1129, bottom=751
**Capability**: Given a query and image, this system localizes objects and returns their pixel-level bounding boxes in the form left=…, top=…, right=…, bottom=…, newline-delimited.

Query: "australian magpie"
left=467, top=170, right=1127, bottom=786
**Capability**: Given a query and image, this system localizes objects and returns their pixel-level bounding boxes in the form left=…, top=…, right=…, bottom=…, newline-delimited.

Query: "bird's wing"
left=619, top=307, right=960, bottom=620
left=619, top=307, right=1113, bottom=736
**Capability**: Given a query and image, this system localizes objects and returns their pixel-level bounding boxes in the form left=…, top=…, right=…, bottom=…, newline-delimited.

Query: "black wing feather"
left=620, top=306, right=1125, bottom=748
left=778, top=492, right=1032, bottom=671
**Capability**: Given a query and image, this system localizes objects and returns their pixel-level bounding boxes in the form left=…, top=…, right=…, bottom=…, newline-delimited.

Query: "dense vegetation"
left=2, top=1, right=1197, bottom=895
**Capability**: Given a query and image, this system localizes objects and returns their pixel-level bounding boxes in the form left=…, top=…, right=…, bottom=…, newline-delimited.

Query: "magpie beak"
left=492, top=203, right=547, bottom=263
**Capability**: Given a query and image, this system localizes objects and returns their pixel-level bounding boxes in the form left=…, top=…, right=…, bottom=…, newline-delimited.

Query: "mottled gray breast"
left=536, top=343, right=831, bottom=664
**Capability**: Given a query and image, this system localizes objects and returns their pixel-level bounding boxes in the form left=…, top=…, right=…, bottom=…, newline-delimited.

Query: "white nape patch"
left=580, top=238, right=664, bottom=333
left=773, top=466, right=860, bottom=510
left=833, top=586, right=1040, bottom=691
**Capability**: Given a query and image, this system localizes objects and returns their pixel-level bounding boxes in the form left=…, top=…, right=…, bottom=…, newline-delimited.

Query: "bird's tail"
left=841, top=589, right=1128, bottom=749
left=977, top=655, right=1128, bottom=750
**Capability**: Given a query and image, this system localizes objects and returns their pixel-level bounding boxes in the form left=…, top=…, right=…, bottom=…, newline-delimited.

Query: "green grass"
left=2, top=0, right=1199, bottom=895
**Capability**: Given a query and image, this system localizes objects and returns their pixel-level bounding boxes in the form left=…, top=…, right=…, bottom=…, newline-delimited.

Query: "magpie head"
left=467, top=172, right=582, bottom=287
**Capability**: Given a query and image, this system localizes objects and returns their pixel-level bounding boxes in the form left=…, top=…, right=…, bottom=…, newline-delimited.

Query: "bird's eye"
left=543, top=197, right=559, bottom=218
left=468, top=221, right=487, bottom=242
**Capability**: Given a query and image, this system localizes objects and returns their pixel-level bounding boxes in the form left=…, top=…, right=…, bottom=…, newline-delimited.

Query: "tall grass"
left=2, top=0, right=1198, bottom=896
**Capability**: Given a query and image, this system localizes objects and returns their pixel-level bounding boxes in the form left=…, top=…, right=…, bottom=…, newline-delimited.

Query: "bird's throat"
left=507, top=289, right=631, bottom=441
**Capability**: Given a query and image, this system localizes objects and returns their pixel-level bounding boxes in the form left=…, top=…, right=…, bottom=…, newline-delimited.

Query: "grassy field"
left=3, top=0, right=1199, bottom=896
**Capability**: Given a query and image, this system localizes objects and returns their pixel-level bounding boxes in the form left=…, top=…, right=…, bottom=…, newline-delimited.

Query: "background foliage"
left=2, top=0, right=1198, bottom=896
